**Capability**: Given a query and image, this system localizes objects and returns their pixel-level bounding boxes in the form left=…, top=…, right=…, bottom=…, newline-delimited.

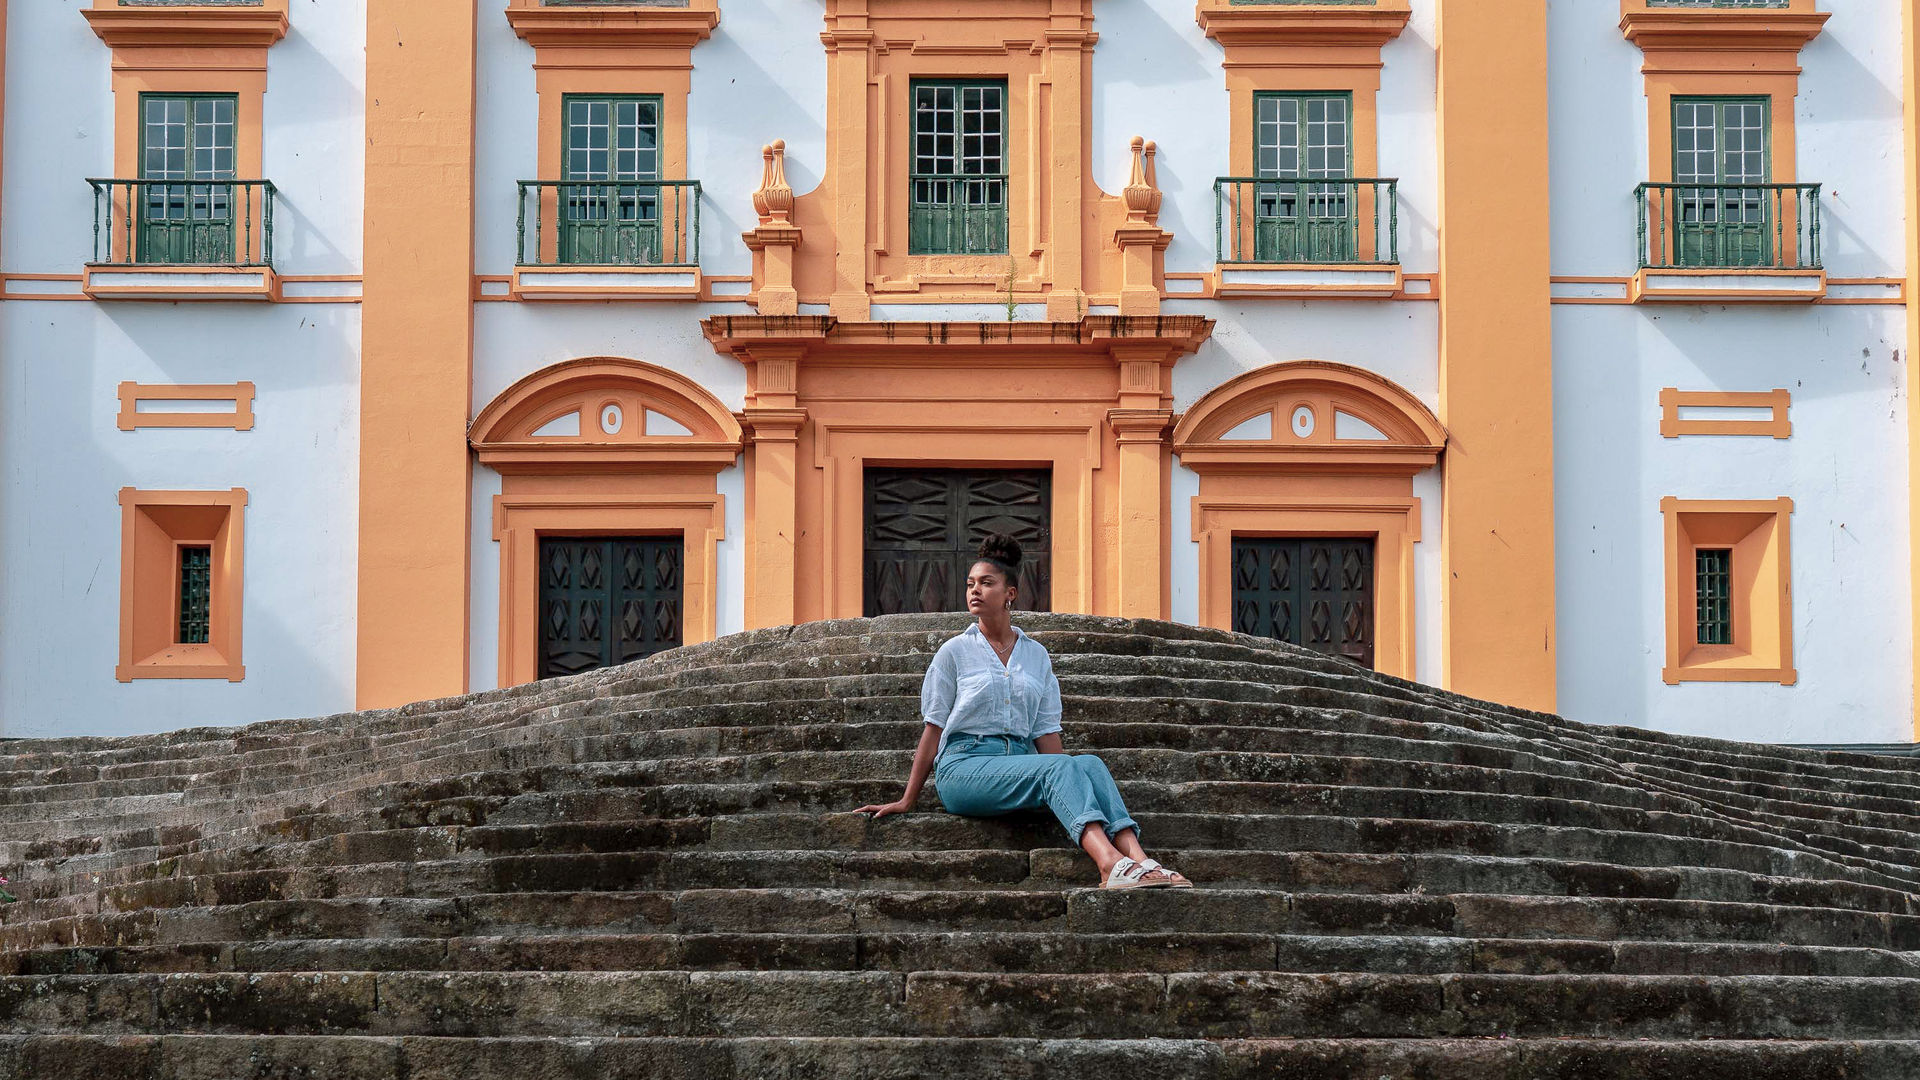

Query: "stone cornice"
left=83, top=1, right=288, bottom=50
left=702, top=316, right=1215, bottom=358
left=1196, top=0, right=1411, bottom=51
left=1619, top=5, right=1828, bottom=61
left=505, top=0, right=720, bottom=50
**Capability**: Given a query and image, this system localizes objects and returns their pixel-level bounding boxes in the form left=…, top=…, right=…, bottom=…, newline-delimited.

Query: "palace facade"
left=2, top=0, right=1915, bottom=745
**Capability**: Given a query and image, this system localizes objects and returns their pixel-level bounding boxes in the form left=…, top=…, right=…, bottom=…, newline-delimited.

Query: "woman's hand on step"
left=855, top=798, right=914, bottom=819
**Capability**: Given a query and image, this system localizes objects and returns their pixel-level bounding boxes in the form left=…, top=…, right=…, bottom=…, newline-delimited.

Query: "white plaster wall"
left=1547, top=0, right=1906, bottom=278
left=1552, top=303, right=1912, bottom=743
left=1093, top=0, right=1439, bottom=278
left=2, top=0, right=366, bottom=275
left=0, top=2, right=366, bottom=737
left=1547, top=1, right=1914, bottom=743
left=0, top=303, right=363, bottom=739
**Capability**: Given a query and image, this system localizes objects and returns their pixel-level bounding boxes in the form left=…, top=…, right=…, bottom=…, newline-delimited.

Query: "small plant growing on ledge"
left=0, top=876, right=16, bottom=903
left=1004, top=253, right=1019, bottom=322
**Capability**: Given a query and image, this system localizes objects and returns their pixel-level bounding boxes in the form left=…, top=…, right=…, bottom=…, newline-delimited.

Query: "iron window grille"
left=1695, top=547, right=1733, bottom=646
left=178, top=545, right=212, bottom=645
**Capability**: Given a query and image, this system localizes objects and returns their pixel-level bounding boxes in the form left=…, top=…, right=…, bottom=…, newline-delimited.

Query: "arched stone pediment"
left=470, top=357, right=742, bottom=474
left=1173, top=360, right=1445, bottom=475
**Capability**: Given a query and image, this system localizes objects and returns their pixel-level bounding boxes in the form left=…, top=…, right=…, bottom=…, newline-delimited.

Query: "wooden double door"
left=538, top=536, right=683, bottom=677
left=1231, top=537, right=1375, bottom=669
left=864, top=468, right=1051, bottom=615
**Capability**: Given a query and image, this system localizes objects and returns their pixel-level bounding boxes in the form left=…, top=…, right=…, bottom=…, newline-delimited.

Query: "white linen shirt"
left=921, top=623, right=1064, bottom=763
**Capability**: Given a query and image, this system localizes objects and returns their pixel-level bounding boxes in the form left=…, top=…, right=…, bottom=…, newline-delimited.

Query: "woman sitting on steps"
left=857, top=532, right=1194, bottom=890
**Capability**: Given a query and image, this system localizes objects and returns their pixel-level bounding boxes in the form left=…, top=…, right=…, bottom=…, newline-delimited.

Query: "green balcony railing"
left=88, top=178, right=276, bottom=267
left=1636, top=182, right=1821, bottom=270
left=1214, top=177, right=1398, bottom=265
left=516, top=180, right=701, bottom=267
left=909, top=174, right=1008, bottom=255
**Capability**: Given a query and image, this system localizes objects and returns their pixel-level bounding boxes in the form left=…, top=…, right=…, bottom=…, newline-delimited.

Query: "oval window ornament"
left=1290, top=405, right=1316, bottom=439
left=600, top=404, right=624, bottom=435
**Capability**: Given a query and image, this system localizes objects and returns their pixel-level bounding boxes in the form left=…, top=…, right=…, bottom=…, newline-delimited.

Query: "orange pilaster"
left=356, top=1, right=476, bottom=708
left=1434, top=0, right=1557, bottom=711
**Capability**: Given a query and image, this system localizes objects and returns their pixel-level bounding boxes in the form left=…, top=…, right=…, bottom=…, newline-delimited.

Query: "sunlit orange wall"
left=356, top=1, right=477, bottom=708
left=1435, top=0, right=1557, bottom=712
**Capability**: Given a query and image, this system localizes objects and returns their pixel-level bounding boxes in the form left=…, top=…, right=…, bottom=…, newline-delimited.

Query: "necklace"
left=987, top=632, right=1015, bottom=660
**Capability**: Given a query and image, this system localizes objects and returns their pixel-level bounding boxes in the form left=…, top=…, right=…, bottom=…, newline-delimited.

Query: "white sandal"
left=1135, top=857, right=1194, bottom=888
left=1100, top=855, right=1176, bottom=890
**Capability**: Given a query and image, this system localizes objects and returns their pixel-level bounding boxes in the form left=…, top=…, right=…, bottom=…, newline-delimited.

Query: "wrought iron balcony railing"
left=516, top=180, right=701, bottom=267
left=1636, top=182, right=1821, bottom=271
left=909, top=174, right=1010, bottom=256
left=88, top=178, right=276, bottom=267
left=1214, top=177, right=1398, bottom=265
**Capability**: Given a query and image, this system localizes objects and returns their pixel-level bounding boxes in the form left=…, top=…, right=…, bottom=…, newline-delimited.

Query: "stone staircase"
left=3, top=613, right=1920, bottom=1078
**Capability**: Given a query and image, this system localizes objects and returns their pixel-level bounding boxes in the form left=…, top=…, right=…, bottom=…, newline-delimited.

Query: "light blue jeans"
left=934, top=732, right=1142, bottom=846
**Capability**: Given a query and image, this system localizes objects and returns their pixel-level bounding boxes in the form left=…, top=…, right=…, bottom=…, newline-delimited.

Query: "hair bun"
left=976, top=532, right=1023, bottom=571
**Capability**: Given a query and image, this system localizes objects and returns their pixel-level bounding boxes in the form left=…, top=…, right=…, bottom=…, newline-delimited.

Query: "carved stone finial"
left=756, top=138, right=794, bottom=226
left=752, top=144, right=775, bottom=223
left=1144, top=140, right=1162, bottom=218
left=1123, top=135, right=1158, bottom=225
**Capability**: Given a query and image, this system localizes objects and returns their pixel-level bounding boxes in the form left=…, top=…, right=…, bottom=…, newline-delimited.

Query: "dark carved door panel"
left=1231, top=536, right=1374, bottom=668
left=864, top=468, right=1051, bottom=615
left=539, top=536, right=683, bottom=678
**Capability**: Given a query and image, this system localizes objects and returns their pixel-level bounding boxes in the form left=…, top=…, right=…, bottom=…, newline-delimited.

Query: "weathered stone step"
left=6, top=1034, right=1917, bottom=1080
left=20, top=804, right=1917, bottom=920
left=11, top=888, right=1920, bottom=954
left=17, top=778, right=1920, bottom=904
left=10, top=931, right=1920, bottom=980
left=20, top=710, right=1914, bottom=894
left=4, top=970, right=1919, bottom=1039
left=22, top=826, right=1916, bottom=921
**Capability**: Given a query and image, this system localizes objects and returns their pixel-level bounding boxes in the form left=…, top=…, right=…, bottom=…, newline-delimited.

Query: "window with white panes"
left=1672, top=97, right=1771, bottom=268
left=910, top=80, right=1007, bottom=255
left=138, top=94, right=237, bottom=264
left=560, top=95, right=664, bottom=265
left=1252, top=92, right=1356, bottom=262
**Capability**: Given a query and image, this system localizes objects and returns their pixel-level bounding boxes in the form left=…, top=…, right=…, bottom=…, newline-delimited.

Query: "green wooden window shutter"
left=559, top=95, right=665, bottom=265
left=910, top=79, right=1007, bottom=255
left=1672, top=96, right=1771, bottom=268
left=1252, top=92, right=1357, bottom=262
left=137, top=94, right=237, bottom=265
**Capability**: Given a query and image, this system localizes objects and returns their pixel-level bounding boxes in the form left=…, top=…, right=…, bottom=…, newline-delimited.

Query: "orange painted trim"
left=1659, top=388, right=1791, bottom=439
left=357, top=0, right=478, bottom=709
left=1552, top=274, right=1898, bottom=305
left=490, top=492, right=725, bottom=689
left=117, top=380, right=256, bottom=431
left=116, top=487, right=247, bottom=682
left=1659, top=496, right=1795, bottom=686
left=472, top=356, right=743, bottom=450
left=1191, top=493, right=1420, bottom=682
left=1173, top=359, right=1446, bottom=475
